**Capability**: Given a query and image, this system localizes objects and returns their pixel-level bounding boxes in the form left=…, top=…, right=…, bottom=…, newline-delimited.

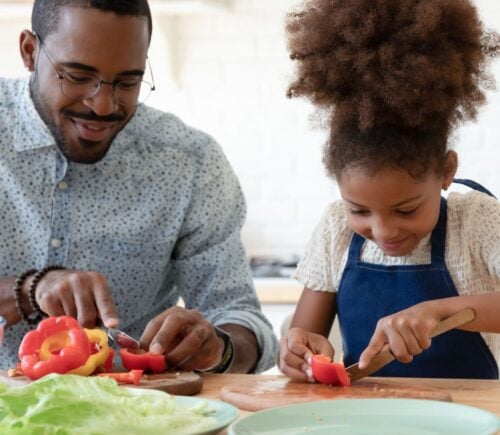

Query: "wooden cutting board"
left=0, top=370, right=203, bottom=396
left=220, top=377, right=452, bottom=411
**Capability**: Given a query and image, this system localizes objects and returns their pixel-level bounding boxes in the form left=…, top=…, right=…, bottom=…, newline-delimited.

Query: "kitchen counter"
left=197, top=374, right=500, bottom=433
left=253, top=277, right=302, bottom=304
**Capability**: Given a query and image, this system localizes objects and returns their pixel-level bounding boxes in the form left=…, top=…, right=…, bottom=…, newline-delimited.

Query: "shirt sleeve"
left=170, top=139, right=278, bottom=373
left=293, top=201, right=352, bottom=292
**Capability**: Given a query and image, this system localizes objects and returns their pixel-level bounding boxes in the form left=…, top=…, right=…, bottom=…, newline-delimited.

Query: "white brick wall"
left=1, top=0, right=499, bottom=259
left=150, top=0, right=500, bottom=258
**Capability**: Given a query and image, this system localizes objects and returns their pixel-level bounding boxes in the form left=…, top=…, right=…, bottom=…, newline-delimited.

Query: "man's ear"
left=19, top=30, right=37, bottom=72
left=442, top=150, right=458, bottom=190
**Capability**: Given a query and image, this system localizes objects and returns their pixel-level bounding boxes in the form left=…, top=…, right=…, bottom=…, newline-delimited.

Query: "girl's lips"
left=378, top=236, right=409, bottom=251
left=72, top=119, right=114, bottom=142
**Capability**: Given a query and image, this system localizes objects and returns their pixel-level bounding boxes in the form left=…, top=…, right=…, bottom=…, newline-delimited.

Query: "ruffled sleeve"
left=293, top=200, right=352, bottom=292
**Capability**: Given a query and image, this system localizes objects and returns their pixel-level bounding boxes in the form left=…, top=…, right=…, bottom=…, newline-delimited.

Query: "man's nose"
left=83, top=83, right=118, bottom=116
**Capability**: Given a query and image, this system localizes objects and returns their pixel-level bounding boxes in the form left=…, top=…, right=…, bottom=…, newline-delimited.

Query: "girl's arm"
left=278, top=288, right=337, bottom=381
left=290, top=288, right=337, bottom=336
left=358, top=290, right=500, bottom=369
left=430, top=292, right=500, bottom=333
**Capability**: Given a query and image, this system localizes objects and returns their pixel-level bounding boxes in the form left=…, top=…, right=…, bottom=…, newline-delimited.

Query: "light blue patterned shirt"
left=0, top=77, right=278, bottom=371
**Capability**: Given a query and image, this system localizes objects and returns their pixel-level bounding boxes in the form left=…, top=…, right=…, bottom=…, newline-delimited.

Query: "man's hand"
left=139, top=306, right=224, bottom=371
left=34, top=269, right=118, bottom=328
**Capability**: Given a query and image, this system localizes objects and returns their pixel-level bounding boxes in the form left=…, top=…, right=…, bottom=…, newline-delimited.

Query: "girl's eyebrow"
left=345, top=195, right=423, bottom=208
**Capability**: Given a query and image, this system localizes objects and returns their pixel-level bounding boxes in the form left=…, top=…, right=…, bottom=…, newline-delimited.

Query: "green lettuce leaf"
left=0, top=374, right=217, bottom=434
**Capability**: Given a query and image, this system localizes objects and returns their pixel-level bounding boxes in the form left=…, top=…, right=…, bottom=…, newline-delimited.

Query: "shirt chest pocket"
left=97, top=237, right=174, bottom=320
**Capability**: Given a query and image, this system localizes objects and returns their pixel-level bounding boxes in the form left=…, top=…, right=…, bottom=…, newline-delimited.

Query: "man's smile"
left=70, top=118, right=116, bottom=142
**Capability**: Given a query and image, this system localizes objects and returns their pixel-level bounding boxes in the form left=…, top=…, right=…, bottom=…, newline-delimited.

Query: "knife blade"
left=106, top=327, right=141, bottom=350
left=345, top=307, right=476, bottom=382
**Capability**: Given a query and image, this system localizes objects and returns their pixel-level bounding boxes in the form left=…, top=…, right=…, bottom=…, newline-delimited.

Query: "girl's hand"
left=278, top=327, right=334, bottom=382
left=358, top=302, right=441, bottom=369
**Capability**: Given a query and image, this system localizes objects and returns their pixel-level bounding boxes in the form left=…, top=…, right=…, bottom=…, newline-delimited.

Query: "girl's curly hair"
left=286, top=0, right=500, bottom=179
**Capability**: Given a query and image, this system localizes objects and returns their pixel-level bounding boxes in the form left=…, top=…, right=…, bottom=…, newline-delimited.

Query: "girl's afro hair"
left=286, top=0, right=500, bottom=178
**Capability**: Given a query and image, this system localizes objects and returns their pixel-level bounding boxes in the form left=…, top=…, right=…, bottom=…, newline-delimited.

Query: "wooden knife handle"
left=430, top=307, right=475, bottom=338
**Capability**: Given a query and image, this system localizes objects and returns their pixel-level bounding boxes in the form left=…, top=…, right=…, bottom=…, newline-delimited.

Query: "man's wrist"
left=198, top=326, right=234, bottom=374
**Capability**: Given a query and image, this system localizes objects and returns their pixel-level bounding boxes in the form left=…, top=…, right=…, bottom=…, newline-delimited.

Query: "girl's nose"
left=371, top=219, right=399, bottom=241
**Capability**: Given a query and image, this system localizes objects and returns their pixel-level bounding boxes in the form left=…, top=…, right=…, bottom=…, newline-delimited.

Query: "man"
left=0, top=0, right=278, bottom=373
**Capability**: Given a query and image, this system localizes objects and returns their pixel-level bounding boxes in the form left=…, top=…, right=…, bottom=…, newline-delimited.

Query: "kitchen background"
left=1, top=0, right=499, bottom=360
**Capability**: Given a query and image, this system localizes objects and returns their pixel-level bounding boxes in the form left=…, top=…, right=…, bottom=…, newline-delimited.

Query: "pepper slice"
left=18, top=316, right=91, bottom=380
left=68, top=328, right=111, bottom=376
left=97, top=369, right=143, bottom=385
left=311, top=354, right=351, bottom=386
left=102, top=348, right=115, bottom=372
left=120, top=348, right=166, bottom=373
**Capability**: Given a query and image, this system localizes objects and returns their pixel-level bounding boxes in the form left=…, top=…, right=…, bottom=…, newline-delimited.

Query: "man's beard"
left=30, top=75, right=128, bottom=164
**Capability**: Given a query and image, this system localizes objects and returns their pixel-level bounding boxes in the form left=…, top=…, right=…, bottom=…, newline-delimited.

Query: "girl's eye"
left=397, top=208, right=418, bottom=216
left=350, top=209, right=369, bottom=216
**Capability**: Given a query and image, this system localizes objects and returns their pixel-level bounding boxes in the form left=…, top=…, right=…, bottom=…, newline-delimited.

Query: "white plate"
left=228, top=398, right=500, bottom=435
left=127, top=388, right=239, bottom=435
left=175, top=395, right=240, bottom=435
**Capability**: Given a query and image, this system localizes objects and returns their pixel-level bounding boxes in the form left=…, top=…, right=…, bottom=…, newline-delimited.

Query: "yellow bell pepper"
left=39, top=330, right=72, bottom=361
left=68, top=328, right=110, bottom=376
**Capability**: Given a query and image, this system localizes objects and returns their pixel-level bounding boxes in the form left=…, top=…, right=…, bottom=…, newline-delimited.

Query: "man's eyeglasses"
left=34, top=33, right=155, bottom=107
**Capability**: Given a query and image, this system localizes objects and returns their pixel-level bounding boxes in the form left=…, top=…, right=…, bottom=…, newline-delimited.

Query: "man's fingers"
left=59, top=293, right=77, bottom=319
left=142, top=308, right=192, bottom=354
left=91, top=273, right=118, bottom=328
left=165, top=325, right=211, bottom=368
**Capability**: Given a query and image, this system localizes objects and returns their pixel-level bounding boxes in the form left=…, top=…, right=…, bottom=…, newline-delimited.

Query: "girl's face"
left=338, top=155, right=456, bottom=257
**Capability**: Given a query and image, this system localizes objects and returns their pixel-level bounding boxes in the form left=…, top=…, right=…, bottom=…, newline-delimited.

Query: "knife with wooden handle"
left=345, top=307, right=476, bottom=382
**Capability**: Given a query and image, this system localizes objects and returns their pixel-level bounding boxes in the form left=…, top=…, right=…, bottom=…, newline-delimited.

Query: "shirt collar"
left=13, top=77, right=56, bottom=152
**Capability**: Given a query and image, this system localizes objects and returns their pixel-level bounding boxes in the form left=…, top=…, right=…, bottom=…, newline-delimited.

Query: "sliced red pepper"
left=97, top=369, right=143, bottom=385
left=18, top=316, right=91, bottom=380
left=120, top=348, right=166, bottom=373
left=311, top=354, right=351, bottom=386
left=102, top=348, right=115, bottom=372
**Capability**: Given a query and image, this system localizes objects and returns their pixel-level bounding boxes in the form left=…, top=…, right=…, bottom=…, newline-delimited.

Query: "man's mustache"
left=63, top=109, right=126, bottom=123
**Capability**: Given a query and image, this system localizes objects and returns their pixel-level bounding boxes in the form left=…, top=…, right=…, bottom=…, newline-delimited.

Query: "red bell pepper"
left=18, top=316, right=91, bottom=380
left=97, top=369, right=143, bottom=385
left=311, top=354, right=351, bottom=386
left=120, top=348, right=166, bottom=373
left=102, top=348, right=115, bottom=372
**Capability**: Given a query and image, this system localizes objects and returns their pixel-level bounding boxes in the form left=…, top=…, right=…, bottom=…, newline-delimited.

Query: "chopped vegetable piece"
left=102, top=347, right=115, bottom=372
left=97, top=369, right=143, bottom=385
left=120, top=348, right=166, bottom=372
left=311, top=354, right=351, bottom=386
left=18, top=316, right=90, bottom=380
left=0, top=374, right=218, bottom=434
left=68, top=328, right=111, bottom=376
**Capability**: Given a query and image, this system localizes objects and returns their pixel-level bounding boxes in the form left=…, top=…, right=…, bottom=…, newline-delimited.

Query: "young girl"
left=279, top=0, right=500, bottom=381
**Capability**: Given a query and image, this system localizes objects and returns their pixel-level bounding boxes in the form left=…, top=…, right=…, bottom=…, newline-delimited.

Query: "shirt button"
left=58, top=181, right=68, bottom=190
left=51, top=238, right=62, bottom=248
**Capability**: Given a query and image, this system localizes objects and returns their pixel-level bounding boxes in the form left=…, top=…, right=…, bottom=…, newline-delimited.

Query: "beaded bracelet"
left=28, top=265, right=66, bottom=323
left=13, top=268, right=38, bottom=324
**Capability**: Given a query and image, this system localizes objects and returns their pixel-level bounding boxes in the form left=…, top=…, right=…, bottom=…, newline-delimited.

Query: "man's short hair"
left=32, top=0, right=152, bottom=43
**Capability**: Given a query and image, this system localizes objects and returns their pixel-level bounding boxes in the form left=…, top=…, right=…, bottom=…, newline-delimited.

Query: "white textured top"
left=294, top=191, right=500, bottom=365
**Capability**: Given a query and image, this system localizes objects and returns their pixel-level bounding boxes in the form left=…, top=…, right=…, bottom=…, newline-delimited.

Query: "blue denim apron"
left=337, top=180, right=498, bottom=378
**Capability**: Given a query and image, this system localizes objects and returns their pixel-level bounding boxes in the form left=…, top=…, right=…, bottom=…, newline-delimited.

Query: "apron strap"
left=430, top=198, right=447, bottom=266
left=453, top=178, right=496, bottom=198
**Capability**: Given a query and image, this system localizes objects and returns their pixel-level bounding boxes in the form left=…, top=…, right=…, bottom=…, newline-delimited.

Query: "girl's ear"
left=20, top=30, right=37, bottom=72
left=442, top=150, right=458, bottom=190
